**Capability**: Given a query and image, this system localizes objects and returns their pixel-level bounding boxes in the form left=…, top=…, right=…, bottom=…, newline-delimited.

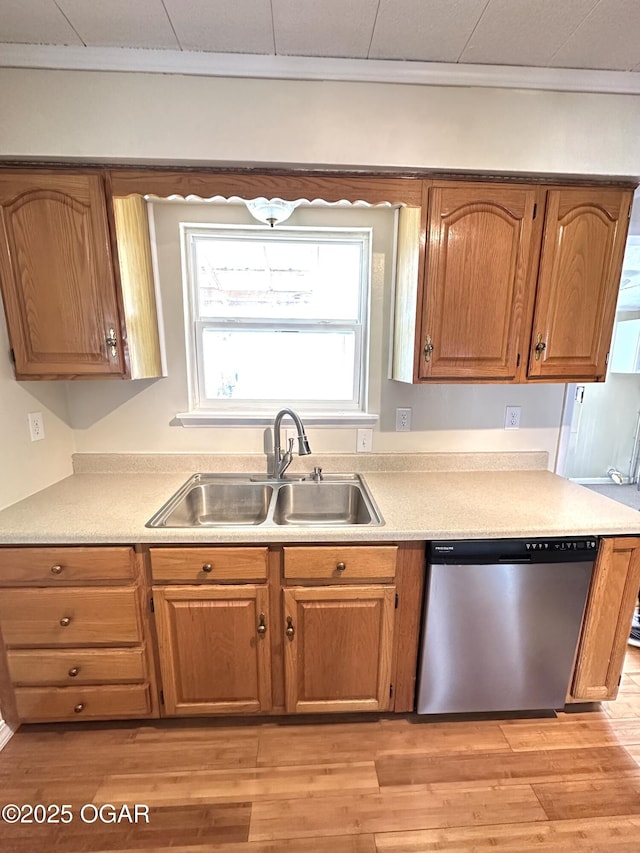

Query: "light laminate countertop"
left=0, top=467, right=639, bottom=545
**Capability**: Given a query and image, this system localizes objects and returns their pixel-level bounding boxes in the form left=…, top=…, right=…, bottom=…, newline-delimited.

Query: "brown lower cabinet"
left=570, top=536, right=640, bottom=702
left=283, top=585, right=396, bottom=714
left=2, top=537, right=639, bottom=723
left=152, top=584, right=272, bottom=715
left=0, top=546, right=158, bottom=724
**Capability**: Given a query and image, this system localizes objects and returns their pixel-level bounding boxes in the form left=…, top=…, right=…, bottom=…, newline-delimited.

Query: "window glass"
left=183, top=226, right=370, bottom=411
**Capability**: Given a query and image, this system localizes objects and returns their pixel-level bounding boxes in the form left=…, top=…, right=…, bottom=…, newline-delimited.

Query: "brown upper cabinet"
left=527, top=188, right=632, bottom=381
left=393, top=180, right=634, bottom=384
left=0, top=171, right=163, bottom=380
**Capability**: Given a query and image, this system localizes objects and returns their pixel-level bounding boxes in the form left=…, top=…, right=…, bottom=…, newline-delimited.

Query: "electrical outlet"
left=28, top=411, right=45, bottom=441
left=504, top=406, right=521, bottom=430
left=357, top=428, right=373, bottom=452
left=395, top=407, right=412, bottom=432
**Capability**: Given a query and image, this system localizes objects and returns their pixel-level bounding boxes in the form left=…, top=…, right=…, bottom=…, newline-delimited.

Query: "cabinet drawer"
left=283, top=546, right=397, bottom=581
left=0, top=547, right=135, bottom=585
left=7, top=647, right=146, bottom=686
left=150, top=547, right=268, bottom=582
left=15, top=684, right=151, bottom=722
left=0, top=588, right=141, bottom=647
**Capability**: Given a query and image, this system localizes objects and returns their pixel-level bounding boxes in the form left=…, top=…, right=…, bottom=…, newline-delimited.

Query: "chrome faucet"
left=272, top=408, right=311, bottom=479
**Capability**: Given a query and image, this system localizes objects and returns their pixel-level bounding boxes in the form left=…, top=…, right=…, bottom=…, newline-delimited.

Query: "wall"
left=1, top=65, right=637, bottom=474
left=0, top=308, right=75, bottom=511
left=564, top=373, right=640, bottom=480
left=65, top=200, right=565, bottom=462
left=1, top=69, right=640, bottom=176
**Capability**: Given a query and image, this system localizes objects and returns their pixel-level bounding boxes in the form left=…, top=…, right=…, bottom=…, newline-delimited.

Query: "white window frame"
left=179, top=223, right=374, bottom=424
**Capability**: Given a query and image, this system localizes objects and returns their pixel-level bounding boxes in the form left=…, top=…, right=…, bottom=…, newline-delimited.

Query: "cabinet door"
left=0, top=172, right=123, bottom=378
left=419, top=182, right=541, bottom=380
left=283, top=585, right=395, bottom=714
left=153, top=585, right=271, bottom=715
left=528, top=187, right=632, bottom=381
left=571, top=537, right=640, bottom=701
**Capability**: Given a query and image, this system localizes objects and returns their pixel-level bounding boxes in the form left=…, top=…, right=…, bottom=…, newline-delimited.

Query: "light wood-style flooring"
left=3, top=648, right=640, bottom=851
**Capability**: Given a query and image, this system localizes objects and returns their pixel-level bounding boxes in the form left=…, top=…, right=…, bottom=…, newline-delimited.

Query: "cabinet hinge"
left=619, top=674, right=622, bottom=687
left=150, top=596, right=154, bottom=613
left=605, top=352, right=610, bottom=365
left=160, top=689, right=164, bottom=705
left=516, top=353, right=521, bottom=368
left=9, top=348, right=15, bottom=365
left=389, top=684, right=394, bottom=698
left=395, top=593, right=399, bottom=609
left=533, top=203, right=537, bottom=219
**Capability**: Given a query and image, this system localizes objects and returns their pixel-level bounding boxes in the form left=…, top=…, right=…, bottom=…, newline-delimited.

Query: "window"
left=182, top=225, right=371, bottom=418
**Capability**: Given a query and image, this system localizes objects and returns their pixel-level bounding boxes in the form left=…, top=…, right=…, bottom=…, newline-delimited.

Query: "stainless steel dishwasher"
left=416, top=537, right=597, bottom=714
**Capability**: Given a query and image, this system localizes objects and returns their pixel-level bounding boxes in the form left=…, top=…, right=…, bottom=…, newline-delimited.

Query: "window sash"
left=182, top=224, right=371, bottom=413
left=193, top=321, right=363, bottom=410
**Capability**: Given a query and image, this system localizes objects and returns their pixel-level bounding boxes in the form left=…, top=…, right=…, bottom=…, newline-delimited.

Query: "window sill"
left=174, top=411, right=379, bottom=427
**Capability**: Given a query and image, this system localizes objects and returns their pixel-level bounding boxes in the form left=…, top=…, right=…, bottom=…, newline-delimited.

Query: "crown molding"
left=0, top=43, right=639, bottom=95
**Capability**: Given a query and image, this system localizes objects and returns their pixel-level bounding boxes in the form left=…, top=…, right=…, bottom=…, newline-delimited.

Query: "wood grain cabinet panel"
left=392, top=180, right=634, bottom=384
left=0, top=587, right=141, bottom=647
left=283, top=546, right=397, bottom=581
left=419, top=182, right=542, bottom=381
left=14, top=684, right=151, bottom=722
left=0, top=546, right=135, bottom=585
left=150, top=547, right=268, bottom=583
left=153, top=585, right=272, bottom=715
left=283, top=585, right=396, bottom=714
left=0, top=172, right=123, bottom=378
left=528, top=187, right=633, bottom=381
left=0, top=171, right=163, bottom=380
left=571, top=537, right=640, bottom=701
left=7, top=647, right=146, bottom=685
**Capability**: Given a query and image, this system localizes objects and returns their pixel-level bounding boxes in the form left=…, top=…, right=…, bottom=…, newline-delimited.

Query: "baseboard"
left=0, top=720, right=16, bottom=752
left=571, top=477, right=631, bottom=485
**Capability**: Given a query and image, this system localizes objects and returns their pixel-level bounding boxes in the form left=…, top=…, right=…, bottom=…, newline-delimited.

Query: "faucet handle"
left=287, top=437, right=295, bottom=454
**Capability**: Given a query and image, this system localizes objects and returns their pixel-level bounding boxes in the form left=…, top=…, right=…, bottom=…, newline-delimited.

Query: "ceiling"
left=1, top=0, right=640, bottom=78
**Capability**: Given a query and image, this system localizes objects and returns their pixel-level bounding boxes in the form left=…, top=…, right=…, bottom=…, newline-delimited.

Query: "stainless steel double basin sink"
left=146, top=473, right=383, bottom=528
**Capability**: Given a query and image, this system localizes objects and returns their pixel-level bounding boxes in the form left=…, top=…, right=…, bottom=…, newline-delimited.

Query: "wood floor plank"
left=77, top=837, right=377, bottom=853
left=94, top=761, right=380, bottom=805
left=258, top=719, right=511, bottom=766
left=501, top=718, right=640, bottom=751
left=249, top=785, right=546, bottom=841
left=532, top=777, right=640, bottom=820
left=375, top=745, right=639, bottom=788
left=1, top=803, right=251, bottom=853
left=374, top=815, right=640, bottom=851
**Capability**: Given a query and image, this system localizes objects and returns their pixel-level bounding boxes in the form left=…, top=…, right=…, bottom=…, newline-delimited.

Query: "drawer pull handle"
left=286, top=616, right=295, bottom=640
left=68, top=667, right=79, bottom=677
left=59, top=617, right=71, bottom=627
left=257, top=612, right=267, bottom=636
left=74, top=703, right=84, bottom=714
left=336, top=562, right=346, bottom=572
left=50, top=564, right=63, bottom=575
left=202, top=563, right=213, bottom=573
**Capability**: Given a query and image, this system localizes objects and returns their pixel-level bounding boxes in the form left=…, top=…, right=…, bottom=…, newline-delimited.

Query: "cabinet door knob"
left=535, top=333, right=547, bottom=360
left=68, top=667, right=79, bottom=677
left=73, top=703, right=84, bottom=714
left=257, top=612, right=267, bottom=635
left=202, top=563, right=213, bottom=573
left=59, top=616, right=71, bottom=627
left=286, top=616, right=295, bottom=639
left=105, top=328, right=118, bottom=357
left=336, top=561, right=346, bottom=572
left=424, top=334, right=434, bottom=362
left=50, top=564, right=63, bottom=575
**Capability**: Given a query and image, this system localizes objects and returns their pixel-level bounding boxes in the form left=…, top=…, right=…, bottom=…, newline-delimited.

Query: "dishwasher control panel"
left=431, top=537, right=599, bottom=564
